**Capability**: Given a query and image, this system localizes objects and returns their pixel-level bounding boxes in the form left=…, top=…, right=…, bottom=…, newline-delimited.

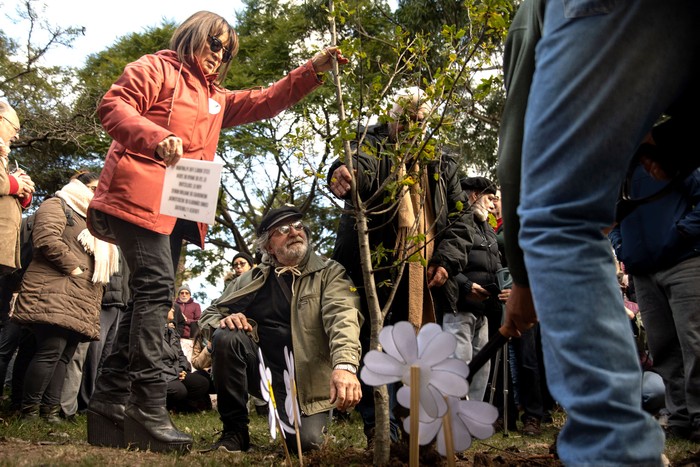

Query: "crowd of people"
left=1, top=3, right=699, bottom=466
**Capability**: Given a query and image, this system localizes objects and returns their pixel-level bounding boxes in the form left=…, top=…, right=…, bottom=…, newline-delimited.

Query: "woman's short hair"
left=169, top=11, right=239, bottom=85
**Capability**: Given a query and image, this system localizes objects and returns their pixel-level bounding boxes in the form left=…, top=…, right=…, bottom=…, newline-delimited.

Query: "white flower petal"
left=429, top=370, right=469, bottom=398
left=419, top=332, right=457, bottom=365
left=363, top=351, right=406, bottom=378
left=360, top=366, right=401, bottom=386
left=378, top=325, right=404, bottom=362
left=457, top=400, right=498, bottom=440
left=432, top=358, right=470, bottom=379
left=416, top=323, right=443, bottom=354
left=396, top=386, right=434, bottom=423
left=268, top=407, right=277, bottom=439
left=403, top=415, right=441, bottom=445
left=436, top=418, right=473, bottom=456
left=421, top=384, right=448, bottom=418
left=391, top=321, right=419, bottom=364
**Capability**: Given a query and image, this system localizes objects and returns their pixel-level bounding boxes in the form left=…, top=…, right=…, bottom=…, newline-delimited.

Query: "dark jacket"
left=609, top=166, right=700, bottom=275
left=455, top=218, right=503, bottom=315
left=496, top=0, right=545, bottom=286
left=101, top=250, right=130, bottom=307
left=328, top=123, right=473, bottom=320
left=162, top=324, right=192, bottom=383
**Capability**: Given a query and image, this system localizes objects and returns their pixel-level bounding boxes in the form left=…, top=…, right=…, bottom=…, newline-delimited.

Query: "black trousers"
left=22, top=323, right=80, bottom=407
left=91, top=215, right=190, bottom=408
left=166, top=371, right=211, bottom=412
left=211, top=327, right=329, bottom=452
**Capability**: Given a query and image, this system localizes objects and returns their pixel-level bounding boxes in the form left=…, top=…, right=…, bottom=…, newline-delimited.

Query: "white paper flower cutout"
left=258, top=348, right=291, bottom=439
left=400, top=394, right=498, bottom=455
left=360, top=321, right=470, bottom=418
left=283, top=346, right=302, bottom=433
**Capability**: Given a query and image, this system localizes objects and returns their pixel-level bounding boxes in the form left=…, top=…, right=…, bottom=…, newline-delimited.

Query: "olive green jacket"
left=200, top=249, right=363, bottom=416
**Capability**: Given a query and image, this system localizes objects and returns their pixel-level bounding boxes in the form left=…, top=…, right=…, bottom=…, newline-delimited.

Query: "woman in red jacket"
left=85, top=10, right=346, bottom=453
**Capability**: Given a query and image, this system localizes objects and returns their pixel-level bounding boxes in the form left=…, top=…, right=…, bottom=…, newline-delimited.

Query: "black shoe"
left=254, top=404, right=269, bottom=416
left=690, top=428, right=700, bottom=444
left=20, top=403, right=40, bottom=420
left=205, top=430, right=250, bottom=453
left=87, top=400, right=126, bottom=448
left=124, top=405, right=192, bottom=453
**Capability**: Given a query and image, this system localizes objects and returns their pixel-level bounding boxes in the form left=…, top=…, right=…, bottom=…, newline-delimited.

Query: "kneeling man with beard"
left=199, top=205, right=363, bottom=453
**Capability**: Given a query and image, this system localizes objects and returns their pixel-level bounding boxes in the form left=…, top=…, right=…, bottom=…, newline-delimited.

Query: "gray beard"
left=474, top=207, right=489, bottom=222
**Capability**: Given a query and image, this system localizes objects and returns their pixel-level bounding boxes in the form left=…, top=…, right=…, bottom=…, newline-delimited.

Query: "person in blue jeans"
left=500, top=0, right=699, bottom=464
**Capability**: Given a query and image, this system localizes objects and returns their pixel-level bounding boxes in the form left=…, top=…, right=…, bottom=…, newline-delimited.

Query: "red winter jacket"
left=88, top=50, right=320, bottom=247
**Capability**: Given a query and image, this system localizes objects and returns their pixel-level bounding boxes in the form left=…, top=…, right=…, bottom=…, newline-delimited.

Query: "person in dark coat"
left=443, top=177, right=507, bottom=402
left=326, top=87, right=473, bottom=444
left=162, top=319, right=210, bottom=413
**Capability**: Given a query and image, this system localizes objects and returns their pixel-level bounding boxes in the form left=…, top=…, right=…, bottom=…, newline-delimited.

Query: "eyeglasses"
left=232, top=261, right=249, bottom=268
left=179, top=291, right=190, bottom=295
left=2, top=115, right=20, bottom=138
left=273, top=220, right=304, bottom=236
left=207, top=35, right=232, bottom=63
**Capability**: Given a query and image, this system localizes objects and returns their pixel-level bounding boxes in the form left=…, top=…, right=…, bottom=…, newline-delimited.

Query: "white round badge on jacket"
left=208, top=98, right=221, bottom=115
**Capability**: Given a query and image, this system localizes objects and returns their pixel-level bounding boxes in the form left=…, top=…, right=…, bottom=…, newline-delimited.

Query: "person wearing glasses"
left=85, top=11, right=347, bottom=453
left=0, top=101, right=34, bottom=276
left=198, top=205, right=362, bottom=453
left=223, top=251, right=255, bottom=286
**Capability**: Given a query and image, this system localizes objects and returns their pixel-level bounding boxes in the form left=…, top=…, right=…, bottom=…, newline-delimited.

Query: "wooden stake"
left=410, top=365, right=420, bottom=467
left=442, top=396, right=455, bottom=467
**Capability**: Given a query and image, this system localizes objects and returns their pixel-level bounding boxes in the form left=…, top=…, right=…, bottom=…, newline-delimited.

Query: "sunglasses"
left=273, top=220, right=304, bottom=236
left=208, top=35, right=232, bottom=63
left=232, top=261, right=249, bottom=268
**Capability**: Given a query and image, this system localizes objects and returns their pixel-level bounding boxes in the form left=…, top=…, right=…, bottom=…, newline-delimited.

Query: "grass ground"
left=0, top=400, right=698, bottom=466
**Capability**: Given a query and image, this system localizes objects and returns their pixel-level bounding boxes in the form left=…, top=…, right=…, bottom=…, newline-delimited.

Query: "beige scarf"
left=55, top=179, right=119, bottom=284
left=394, top=162, right=437, bottom=329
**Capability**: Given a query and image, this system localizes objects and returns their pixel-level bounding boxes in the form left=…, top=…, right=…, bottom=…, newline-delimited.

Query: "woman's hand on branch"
left=311, top=46, right=349, bottom=73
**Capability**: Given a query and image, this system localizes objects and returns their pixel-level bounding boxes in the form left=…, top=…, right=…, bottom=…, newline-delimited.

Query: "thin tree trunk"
left=327, top=2, right=391, bottom=464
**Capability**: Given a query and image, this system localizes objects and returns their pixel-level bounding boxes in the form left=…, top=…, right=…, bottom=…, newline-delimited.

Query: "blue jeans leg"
left=519, top=0, right=699, bottom=464
left=442, top=311, right=490, bottom=401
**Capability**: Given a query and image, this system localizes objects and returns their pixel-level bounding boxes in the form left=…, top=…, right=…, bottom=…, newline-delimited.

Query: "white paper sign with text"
left=160, top=158, right=223, bottom=225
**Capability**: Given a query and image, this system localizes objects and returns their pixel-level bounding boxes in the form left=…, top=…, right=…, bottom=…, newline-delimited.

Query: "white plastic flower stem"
left=442, top=396, right=456, bottom=467
left=291, top=378, right=303, bottom=467
left=410, top=365, right=420, bottom=467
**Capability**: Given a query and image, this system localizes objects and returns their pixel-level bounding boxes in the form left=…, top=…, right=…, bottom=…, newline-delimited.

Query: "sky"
left=1, top=0, right=245, bottom=68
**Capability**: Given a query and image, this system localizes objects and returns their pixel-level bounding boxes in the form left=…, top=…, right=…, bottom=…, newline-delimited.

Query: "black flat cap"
left=460, top=176, right=497, bottom=195
left=257, top=205, right=303, bottom=236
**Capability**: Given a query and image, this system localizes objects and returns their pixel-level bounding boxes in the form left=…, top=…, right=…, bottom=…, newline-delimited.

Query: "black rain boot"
left=40, top=405, right=62, bottom=424
left=124, top=404, right=192, bottom=453
left=87, top=399, right=126, bottom=448
left=20, top=403, right=40, bottom=420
